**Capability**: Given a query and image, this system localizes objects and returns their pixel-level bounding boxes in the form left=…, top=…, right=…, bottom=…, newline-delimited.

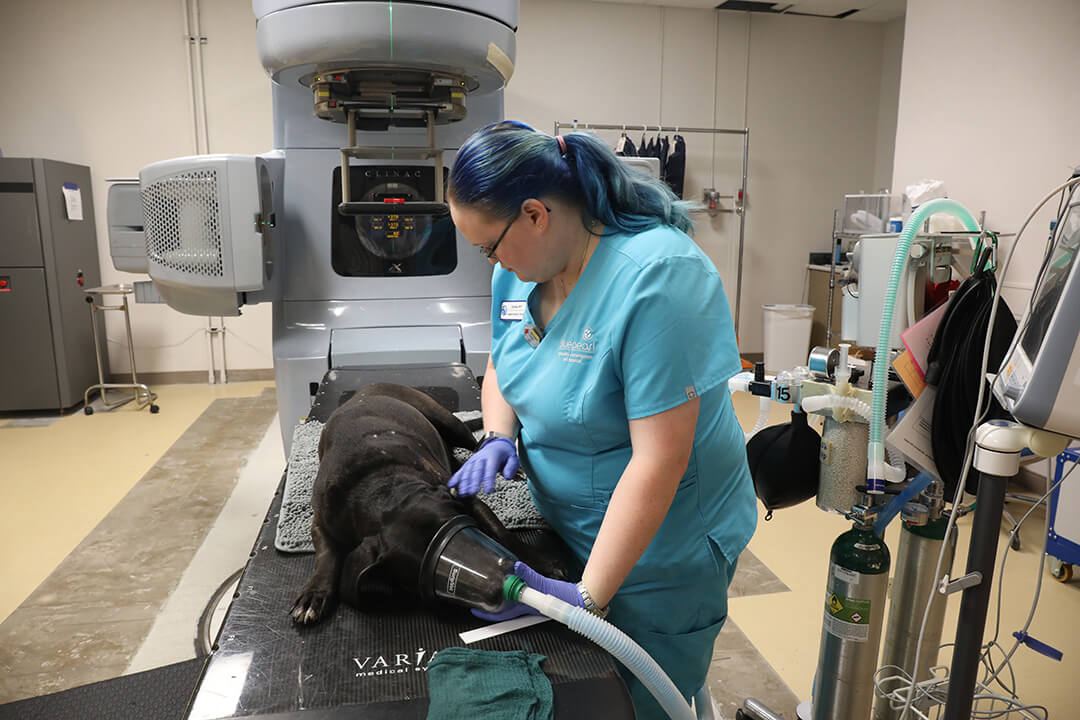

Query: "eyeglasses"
left=478, top=206, right=552, bottom=259
left=479, top=214, right=518, bottom=259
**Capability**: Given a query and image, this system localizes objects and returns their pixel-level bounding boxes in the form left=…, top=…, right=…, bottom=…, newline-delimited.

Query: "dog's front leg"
left=291, top=521, right=342, bottom=625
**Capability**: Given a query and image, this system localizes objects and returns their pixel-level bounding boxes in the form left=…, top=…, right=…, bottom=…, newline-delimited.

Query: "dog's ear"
left=340, top=539, right=399, bottom=612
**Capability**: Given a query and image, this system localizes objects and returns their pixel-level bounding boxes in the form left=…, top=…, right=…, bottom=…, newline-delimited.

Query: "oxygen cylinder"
left=812, top=517, right=891, bottom=720
left=873, top=517, right=957, bottom=720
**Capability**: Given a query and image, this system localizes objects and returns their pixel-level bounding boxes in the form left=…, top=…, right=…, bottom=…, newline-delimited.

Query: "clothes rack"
left=554, top=121, right=750, bottom=337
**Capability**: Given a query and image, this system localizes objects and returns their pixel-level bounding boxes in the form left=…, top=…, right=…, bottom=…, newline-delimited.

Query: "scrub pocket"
left=607, top=557, right=734, bottom=720
left=707, top=532, right=740, bottom=579
left=614, top=608, right=729, bottom=720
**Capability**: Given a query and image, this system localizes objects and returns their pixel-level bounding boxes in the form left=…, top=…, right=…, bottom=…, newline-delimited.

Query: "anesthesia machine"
left=732, top=181, right=1080, bottom=720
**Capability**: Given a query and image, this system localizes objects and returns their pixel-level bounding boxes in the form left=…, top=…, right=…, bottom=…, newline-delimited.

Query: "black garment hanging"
left=645, top=137, right=657, bottom=158
left=924, top=247, right=1017, bottom=497
left=616, top=133, right=638, bottom=157
left=664, top=134, right=686, bottom=198
left=659, top=136, right=670, bottom=180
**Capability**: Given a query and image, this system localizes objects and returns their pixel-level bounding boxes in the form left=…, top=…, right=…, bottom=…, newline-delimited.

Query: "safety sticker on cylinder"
left=823, top=590, right=871, bottom=642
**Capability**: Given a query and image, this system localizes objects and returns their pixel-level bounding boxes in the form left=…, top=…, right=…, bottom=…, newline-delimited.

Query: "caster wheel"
left=84, top=406, right=94, bottom=415
left=1050, top=560, right=1073, bottom=583
left=150, top=404, right=160, bottom=414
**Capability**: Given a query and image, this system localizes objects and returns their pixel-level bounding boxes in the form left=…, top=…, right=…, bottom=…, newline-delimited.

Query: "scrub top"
left=489, top=224, right=757, bottom=590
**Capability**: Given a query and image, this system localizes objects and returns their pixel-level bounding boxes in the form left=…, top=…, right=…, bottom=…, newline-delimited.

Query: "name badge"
left=500, top=301, right=526, bottom=321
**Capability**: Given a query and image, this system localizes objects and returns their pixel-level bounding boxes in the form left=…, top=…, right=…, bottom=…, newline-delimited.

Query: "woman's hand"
left=472, top=561, right=584, bottom=621
left=448, top=437, right=519, bottom=496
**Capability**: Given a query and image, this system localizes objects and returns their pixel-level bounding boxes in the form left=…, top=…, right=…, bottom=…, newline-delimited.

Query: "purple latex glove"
left=448, top=437, right=519, bottom=496
left=472, top=561, right=585, bottom=621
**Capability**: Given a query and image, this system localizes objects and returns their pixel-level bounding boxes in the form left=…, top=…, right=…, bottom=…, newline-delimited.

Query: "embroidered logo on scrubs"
left=685, top=386, right=698, bottom=400
left=558, top=326, right=597, bottom=364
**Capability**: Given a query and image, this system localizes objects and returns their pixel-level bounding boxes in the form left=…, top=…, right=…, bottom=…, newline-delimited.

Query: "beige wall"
left=0, top=0, right=900, bottom=375
left=741, top=12, right=890, bottom=351
left=893, top=0, right=1080, bottom=313
left=873, top=17, right=904, bottom=191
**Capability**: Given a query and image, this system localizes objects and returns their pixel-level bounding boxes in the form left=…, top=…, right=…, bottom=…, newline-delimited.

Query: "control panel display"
left=331, top=166, right=457, bottom=277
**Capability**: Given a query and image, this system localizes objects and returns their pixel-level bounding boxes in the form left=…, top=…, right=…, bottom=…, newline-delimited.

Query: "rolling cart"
left=82, top=284, right=158, bottom=415
left=1048, top=448, right=1080, bottom=581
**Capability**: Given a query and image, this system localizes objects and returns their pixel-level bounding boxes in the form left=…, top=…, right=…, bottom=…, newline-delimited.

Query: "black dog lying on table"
left=291, top=382, right=565, bottom=624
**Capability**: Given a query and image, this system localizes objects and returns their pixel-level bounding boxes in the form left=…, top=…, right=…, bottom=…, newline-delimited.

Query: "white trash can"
left=762, top=304, right=815, bottom=373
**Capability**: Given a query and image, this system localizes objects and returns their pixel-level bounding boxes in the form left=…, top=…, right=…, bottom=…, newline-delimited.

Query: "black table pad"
left=185, top=364, right=632, bottom=719
left=0, top=658, right=206, bottom=720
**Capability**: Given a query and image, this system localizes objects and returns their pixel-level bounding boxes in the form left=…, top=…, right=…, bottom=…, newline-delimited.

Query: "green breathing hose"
left=867, top=198, right=980, bottom=492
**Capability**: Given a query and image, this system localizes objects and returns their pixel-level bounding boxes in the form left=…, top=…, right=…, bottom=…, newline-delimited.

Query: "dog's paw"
left=291, top=588, right=333, bottom=625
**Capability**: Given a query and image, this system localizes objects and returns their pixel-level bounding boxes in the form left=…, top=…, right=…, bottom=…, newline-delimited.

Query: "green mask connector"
left=503, top=574, right=526, bottom=603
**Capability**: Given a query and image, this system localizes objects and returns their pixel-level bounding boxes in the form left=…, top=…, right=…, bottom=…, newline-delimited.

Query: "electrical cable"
left=195, top=566, right=245, bottom=657
left=989, top=460, right=1061, bottom=649
left=106, top=325, right=272, bottom=359
left=104, top=328, right=205, bottom=350
left=897, top=459, right=1073, bottom=714
left=981, top=459, right=1076, bottom=689
left=874, top=660, right=1048, bottom=720
left=978, top=640, right=1019, bottom=699
left=216, top=326, right=273, bottom=359
left=893, top=174, right=1080, bottom=720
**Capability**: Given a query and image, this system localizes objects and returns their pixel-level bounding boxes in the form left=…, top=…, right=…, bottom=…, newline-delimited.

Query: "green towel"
left=426, top=647, right=553, bottom=720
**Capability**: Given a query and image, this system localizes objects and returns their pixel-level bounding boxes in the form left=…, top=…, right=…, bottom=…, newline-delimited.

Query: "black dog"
left=291, top=382, right=563, bottom=624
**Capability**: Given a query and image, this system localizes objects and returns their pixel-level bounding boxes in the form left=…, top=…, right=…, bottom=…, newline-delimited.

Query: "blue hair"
left=448, top=121, right=692, bottom=235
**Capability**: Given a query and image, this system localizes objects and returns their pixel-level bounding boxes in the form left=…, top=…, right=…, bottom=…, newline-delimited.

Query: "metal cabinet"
left=0, top=158, right=106, bottom=411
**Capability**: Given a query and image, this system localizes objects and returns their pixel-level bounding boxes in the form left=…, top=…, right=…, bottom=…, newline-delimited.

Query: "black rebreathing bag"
left=746, top=409, right=821, bottom=520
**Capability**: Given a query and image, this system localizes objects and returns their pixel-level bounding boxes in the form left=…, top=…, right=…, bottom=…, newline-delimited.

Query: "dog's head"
left=338, top=492, right=463, bottom=612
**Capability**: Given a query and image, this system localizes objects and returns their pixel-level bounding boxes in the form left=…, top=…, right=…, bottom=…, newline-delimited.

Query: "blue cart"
left=1048, top=449, right=1080, bottom=582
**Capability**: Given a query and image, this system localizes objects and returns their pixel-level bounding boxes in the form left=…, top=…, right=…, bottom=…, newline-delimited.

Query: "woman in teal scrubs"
left=447, top=121, right=757, bottom=719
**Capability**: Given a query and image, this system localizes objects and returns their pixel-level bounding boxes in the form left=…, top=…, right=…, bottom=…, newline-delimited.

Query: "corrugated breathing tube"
left=867, top=198, right=980, bottom=492
left=510, top=582, right=697, bottom=720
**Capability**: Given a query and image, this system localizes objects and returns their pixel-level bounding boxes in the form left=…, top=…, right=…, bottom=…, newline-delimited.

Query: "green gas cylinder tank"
left=812, top=521, right=891, bottom=720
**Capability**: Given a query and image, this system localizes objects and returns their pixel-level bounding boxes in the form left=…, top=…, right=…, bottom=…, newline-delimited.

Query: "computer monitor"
left=994, top=185, right=1080, bottom=437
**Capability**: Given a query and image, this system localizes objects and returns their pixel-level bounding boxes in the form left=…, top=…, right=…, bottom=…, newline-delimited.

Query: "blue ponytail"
left=448, top=121, right=693, bottom=235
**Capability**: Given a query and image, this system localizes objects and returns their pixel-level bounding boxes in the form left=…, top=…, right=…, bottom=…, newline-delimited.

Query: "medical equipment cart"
left=82, top=284, right=158, bottom=414
left=1048, top=448, right=1080, bottom=581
